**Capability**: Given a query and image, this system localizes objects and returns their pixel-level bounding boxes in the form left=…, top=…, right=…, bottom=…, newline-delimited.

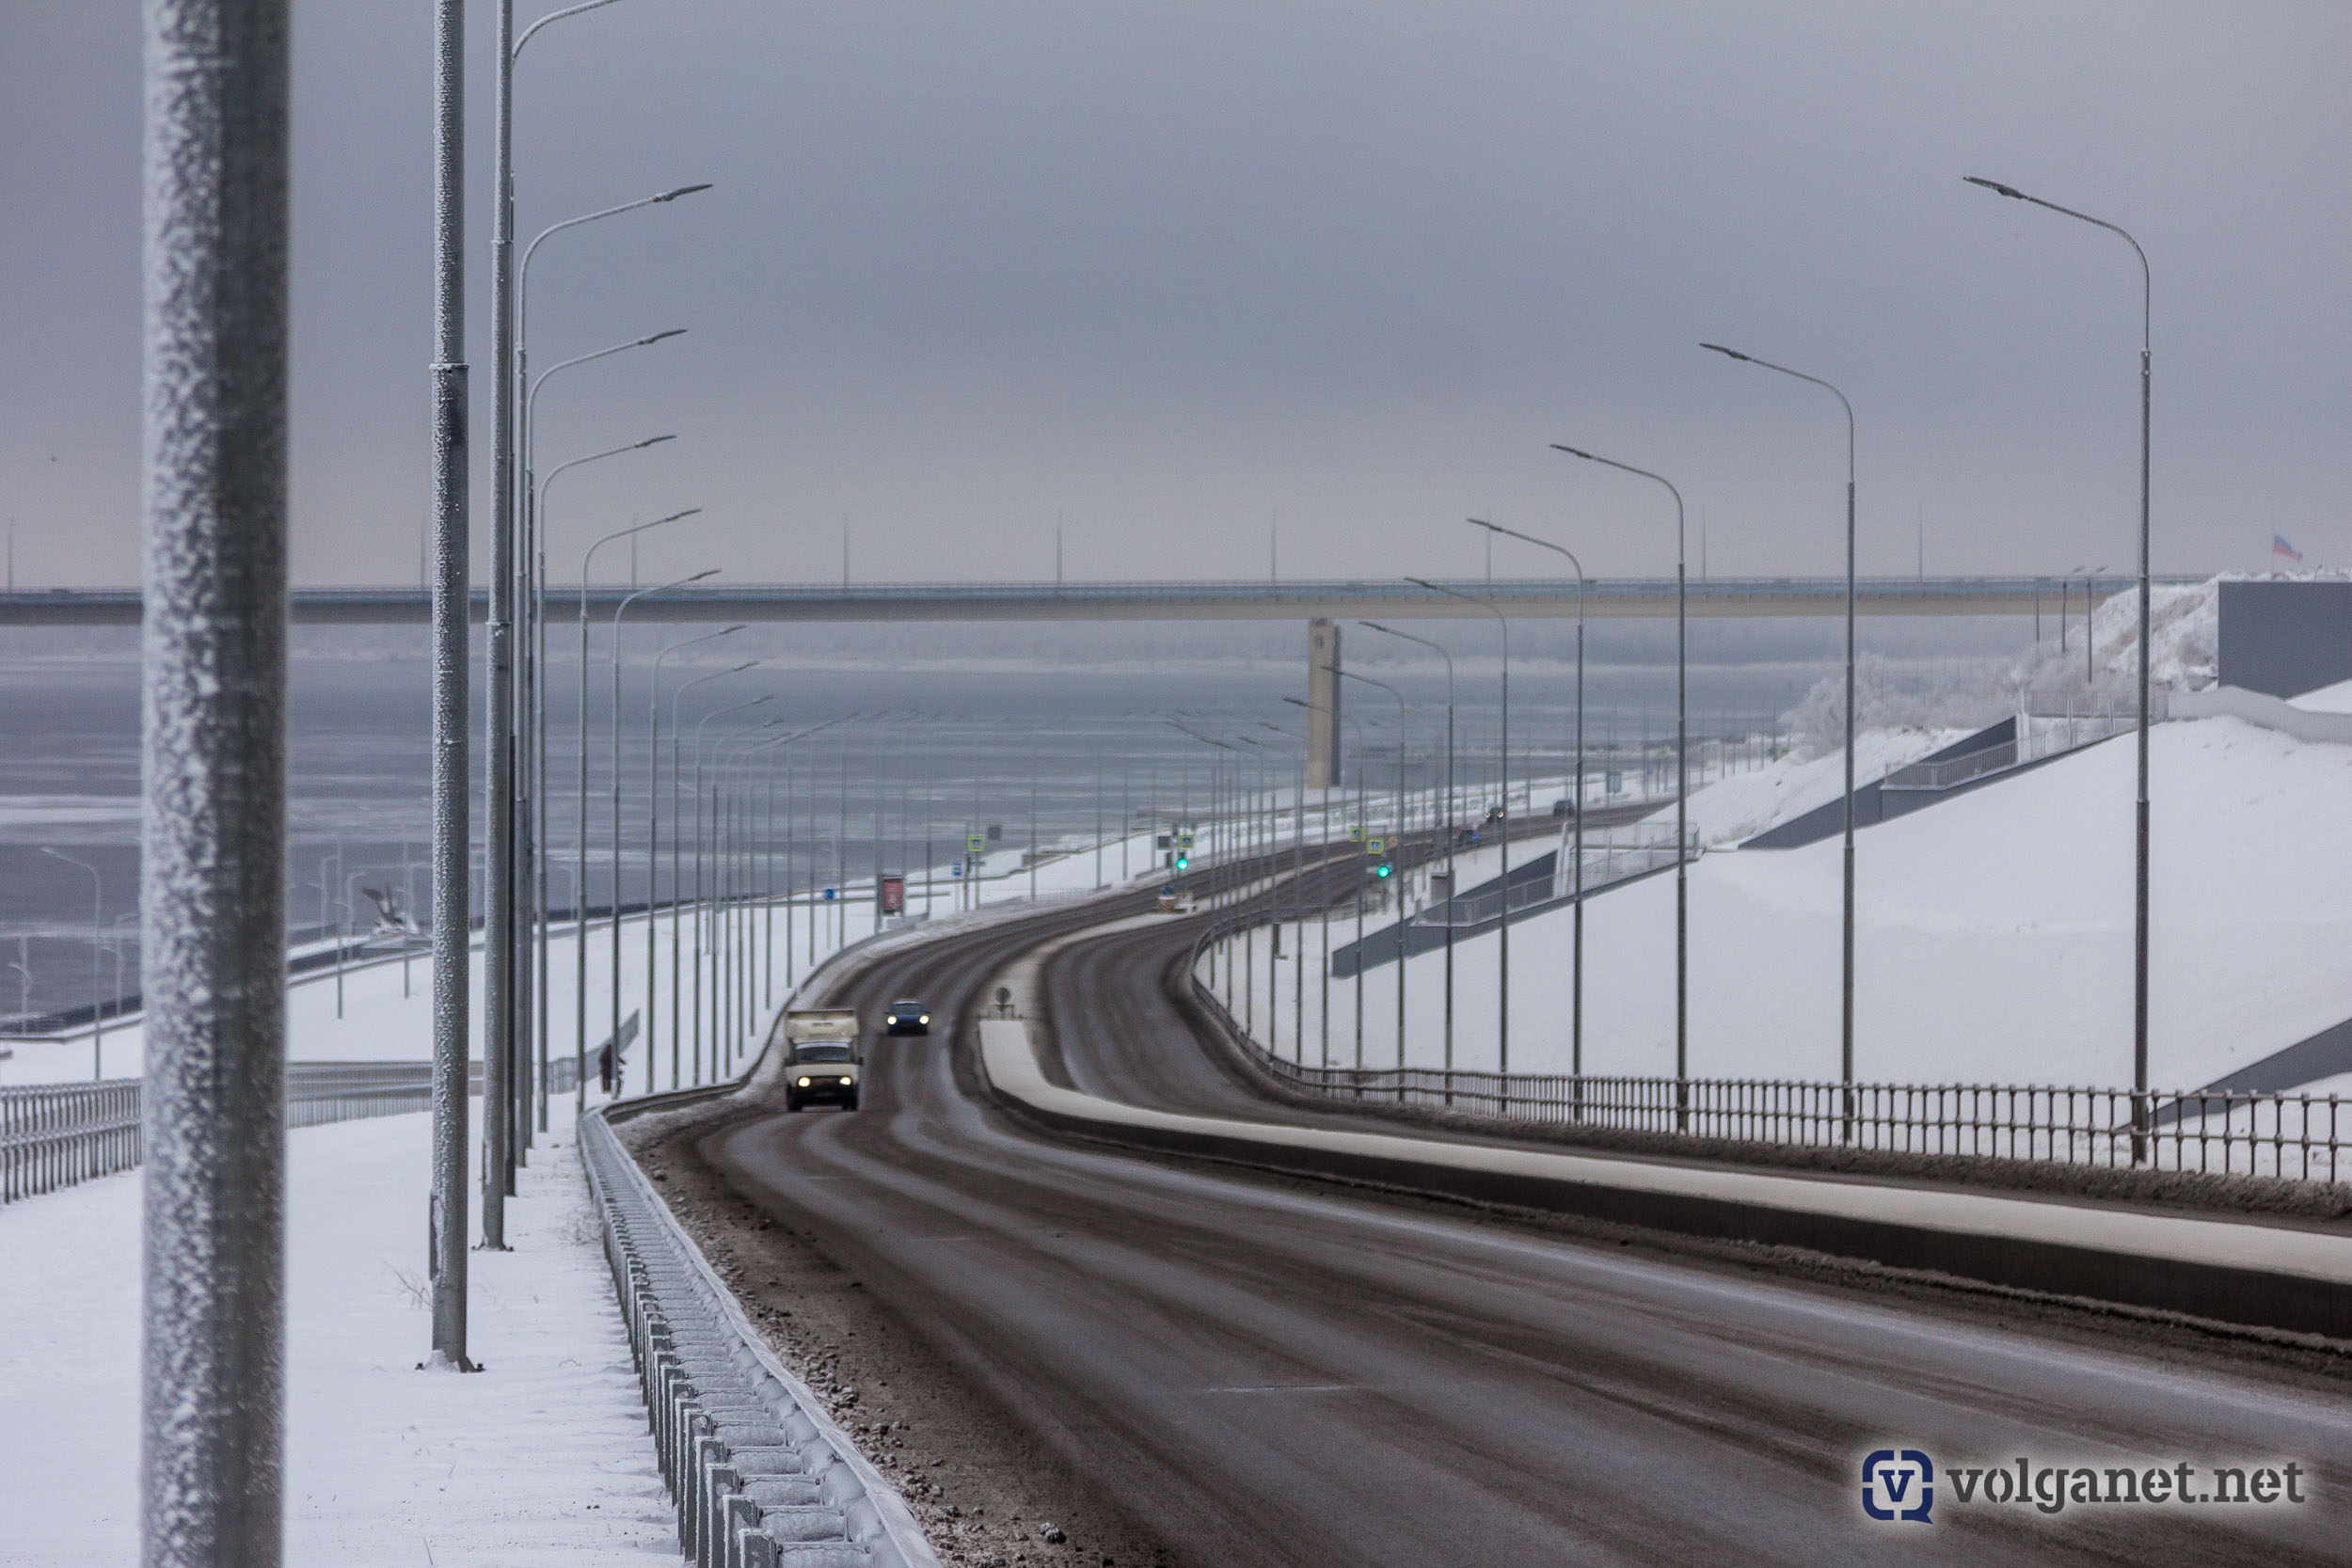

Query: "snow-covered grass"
left=1643, top=725, right=1970, bottom=847
left=1216, top=716, right=2352, bottom=1096
left=0, top=1115, right=675, bottom=1566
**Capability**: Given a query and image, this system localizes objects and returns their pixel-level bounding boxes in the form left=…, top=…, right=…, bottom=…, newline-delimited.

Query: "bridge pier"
left=1307, top=618, right=1342, bottom=788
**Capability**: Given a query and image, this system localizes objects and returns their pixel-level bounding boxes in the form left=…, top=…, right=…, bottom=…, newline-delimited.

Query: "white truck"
left=781, top=1007, right=862, bottom=1112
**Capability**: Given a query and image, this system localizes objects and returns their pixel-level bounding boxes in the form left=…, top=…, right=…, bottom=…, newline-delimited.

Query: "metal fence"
left=1883, top=739, right=2018, bottom=793
left=1193, top=920, right=2346, bottom=1184
left=3, top=1061, right=466, bottom=1205
left=1, top=1080, right=142, bottom=1203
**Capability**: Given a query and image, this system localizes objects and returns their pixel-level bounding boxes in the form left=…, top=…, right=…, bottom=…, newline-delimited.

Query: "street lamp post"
left=667, top=665, right=760, bottom=1085
left=573, top=512, right=701, bottom=1096
left=608, top=570, right=718, bottom=1099
left=1288, top=695, right=1372, bottom=1075
left=1333, top=674, right=1410, bottom=1076
left=499, top=330, right=682, bottom=1199
left=1406, top=578, right=1510, bottom=1085
left=639, top=630, right=742, bottom=1095
left=1359, top=621, right=1455, bottom=1082
left=694, top=699, right=775, bottom=1081
left=528, top=433, right=679, bottom=1093
left=39, top=847, right=103, bottom=1079
left=1468, top=519, right=1588, bottom=1084
left=1700, top=343, right=1858, bottom=1132
left=1552, top=445, right=1691, bottom=1129
left=1966, top=175, right=2154, bottom=1159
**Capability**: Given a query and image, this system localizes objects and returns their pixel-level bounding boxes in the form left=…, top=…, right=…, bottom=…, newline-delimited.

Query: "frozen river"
left=0, top=616, right=1992, bottom=1022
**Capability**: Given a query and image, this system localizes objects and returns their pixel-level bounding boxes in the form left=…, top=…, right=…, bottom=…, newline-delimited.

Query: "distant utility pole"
left=140, top=2, right=294, bottom=1563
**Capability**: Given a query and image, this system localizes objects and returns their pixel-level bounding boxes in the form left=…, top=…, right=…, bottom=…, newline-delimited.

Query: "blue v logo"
left=1862, top=1449, right=1934, bottom=1523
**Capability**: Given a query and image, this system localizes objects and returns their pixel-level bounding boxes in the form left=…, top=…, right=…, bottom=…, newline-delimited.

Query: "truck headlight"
left=838, top=1076, right=852, bottom=1085
left=796, top=1076, right=811, bottom=1087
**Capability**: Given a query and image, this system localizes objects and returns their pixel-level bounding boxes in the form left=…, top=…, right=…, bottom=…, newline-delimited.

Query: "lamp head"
left=1699, top=342, right=1750, bottom=362
left=1963, top=175, right=2026, bottom=201
left=655, top=506, right=704, bottom=525
left=1549, top=443, right=1595, bottom=462
left=641, top=327, right=688, bottom=346
left=635, top=433, right=678, bottom=449
left=657, top=182, right=715, bottom=202
left=1467, top=517, right=1498, bottom=532
left=683, top=569, right=721, bottom=584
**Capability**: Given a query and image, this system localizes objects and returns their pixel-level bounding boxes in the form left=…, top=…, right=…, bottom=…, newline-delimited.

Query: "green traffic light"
left=1375, top=863, right=1392, bottom=879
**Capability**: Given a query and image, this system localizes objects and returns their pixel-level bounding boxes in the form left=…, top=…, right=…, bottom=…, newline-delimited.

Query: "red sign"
left=879, top=875, right=905, bottom=915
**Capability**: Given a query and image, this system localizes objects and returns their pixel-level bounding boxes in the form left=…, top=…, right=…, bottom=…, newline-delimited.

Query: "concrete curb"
left=977, top=931, right=2352, bottom=1342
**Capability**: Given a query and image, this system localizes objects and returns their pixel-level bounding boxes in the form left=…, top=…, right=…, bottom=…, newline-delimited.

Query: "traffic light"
left=1174, top=853, right=1189, bottom=871
left=1367, top=837, right=1392, bottom=879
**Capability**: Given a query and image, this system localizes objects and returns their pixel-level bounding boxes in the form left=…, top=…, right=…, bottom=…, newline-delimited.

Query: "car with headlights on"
left=781, top=1007, right=862, bottom=1112
left=883, top=999, right=931, bottom=1035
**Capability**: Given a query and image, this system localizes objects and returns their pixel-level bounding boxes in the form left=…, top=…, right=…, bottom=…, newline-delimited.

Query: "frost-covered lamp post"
left=1550, top=447, right=1691, bottom=1130
left=1700, top=344, right=1858, bottom=1136
left=140, top=0, right=295, bottom=1550
left=1965, top=176, right=2153, bottom=1161
left=39, top=847, right=104, bottom=1078
left=1468, top=518, right=1589, bottom=1088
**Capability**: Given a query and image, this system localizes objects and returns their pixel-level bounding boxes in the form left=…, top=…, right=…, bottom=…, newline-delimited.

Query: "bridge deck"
left=0, top=575, right=2176, bottom=626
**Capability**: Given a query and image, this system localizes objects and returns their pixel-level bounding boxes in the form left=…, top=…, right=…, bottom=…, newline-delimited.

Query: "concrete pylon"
left=1307, top=619, right=1343, bottom=789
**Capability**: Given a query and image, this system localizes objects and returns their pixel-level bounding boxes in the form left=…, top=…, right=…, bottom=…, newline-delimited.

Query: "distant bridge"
left=0, top=574, right=2182, bottom=626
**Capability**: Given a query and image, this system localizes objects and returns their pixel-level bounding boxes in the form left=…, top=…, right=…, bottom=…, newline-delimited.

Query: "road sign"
left=880, top=876, right=905, bottom=915
left=1349, top=825, right=1363, bottom=842
left=1367, top=837, right=1386, bottom=855
left=967, top=832, right=987, bottom=853
left=950, top=863, right=964, bottom=879
left=822, top=886, right=837, bottom=902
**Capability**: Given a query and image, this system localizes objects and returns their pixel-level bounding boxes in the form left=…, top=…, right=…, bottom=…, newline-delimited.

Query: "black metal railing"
left=2, top=1061, right=476, bottom=1204
left=1193, top=916, right=2345, bottom=1184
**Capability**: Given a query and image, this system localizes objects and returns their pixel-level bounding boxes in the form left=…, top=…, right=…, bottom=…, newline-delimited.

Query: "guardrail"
left=1883, top=739, right=2019, bottom=792
left=1191, top=913, right=2346, bottom=1183
left=1, top=1081, right=141, bottom=1203
left=580, top=1105, right=936, bottom=1568
left=2, top=1061, right=472, bottom=1205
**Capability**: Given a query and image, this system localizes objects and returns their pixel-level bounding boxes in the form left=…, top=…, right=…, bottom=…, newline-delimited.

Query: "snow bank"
left=1645, top=726, right=1970, bottom=847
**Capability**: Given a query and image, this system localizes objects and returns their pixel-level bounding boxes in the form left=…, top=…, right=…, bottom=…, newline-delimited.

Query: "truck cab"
left=782, top=1007, right=862, bottom=1112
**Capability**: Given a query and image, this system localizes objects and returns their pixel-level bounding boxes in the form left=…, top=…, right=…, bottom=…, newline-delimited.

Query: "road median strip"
left=977, top=923, right=2352, bottom=1342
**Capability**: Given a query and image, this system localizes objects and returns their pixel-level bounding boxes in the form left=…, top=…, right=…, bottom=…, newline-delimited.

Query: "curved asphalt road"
left=701, top=888, right=2352, bottom=1566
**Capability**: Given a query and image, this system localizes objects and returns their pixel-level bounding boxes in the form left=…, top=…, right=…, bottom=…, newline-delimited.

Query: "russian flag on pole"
left=2274, top=533, right=2305, bottom=562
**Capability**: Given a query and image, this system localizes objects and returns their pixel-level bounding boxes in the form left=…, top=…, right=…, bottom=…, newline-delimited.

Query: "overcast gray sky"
left=3, top=1, right=2346, bottom=591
